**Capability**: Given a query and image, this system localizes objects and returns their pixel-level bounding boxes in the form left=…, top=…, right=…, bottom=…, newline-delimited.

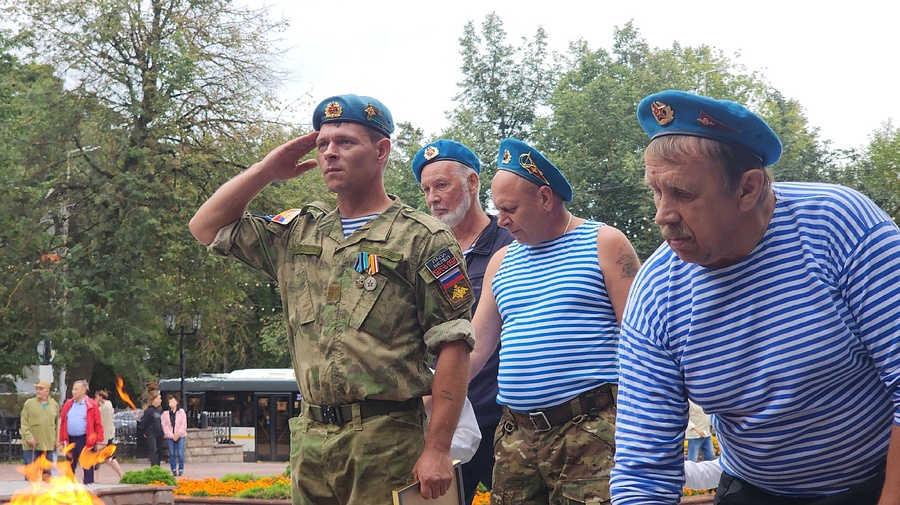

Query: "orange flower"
left=169, top=476, right=290, bottom=497
left=472, top=490, right=490, bottom=505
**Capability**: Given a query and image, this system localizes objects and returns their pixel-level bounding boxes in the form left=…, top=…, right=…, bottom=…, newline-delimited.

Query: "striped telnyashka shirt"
left=611, top=182, right=900, bottom=504
left=492, top=221, right=619, bottom=412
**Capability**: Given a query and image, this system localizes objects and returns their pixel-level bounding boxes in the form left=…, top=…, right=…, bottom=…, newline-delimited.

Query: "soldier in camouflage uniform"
left=190, top=94, right=476, bottom=505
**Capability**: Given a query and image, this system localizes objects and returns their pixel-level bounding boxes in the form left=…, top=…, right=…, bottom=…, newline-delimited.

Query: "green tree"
left=0, top=40, right=82, bottom=377
left=1, top=0, right=303, bottom=389
left=445, top=12, right=558, bottom=203
left=542, top=21, right=835, bottom=259
left=848, top=121, right=900, bottom=224
left=384, top=121, right=427, bottom=211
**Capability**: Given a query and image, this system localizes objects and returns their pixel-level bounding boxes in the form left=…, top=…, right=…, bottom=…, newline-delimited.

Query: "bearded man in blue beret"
left=611, top=90, right=900, bottom=505
left=468, top=138, right=641, bottom=504
left=412, top=139, right=514, bottom=505
left=190, top=94, right=475, bottom=504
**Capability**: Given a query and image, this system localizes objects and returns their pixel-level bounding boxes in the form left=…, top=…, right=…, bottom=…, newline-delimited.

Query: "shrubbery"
left=120, top=465, right=177, bottom=486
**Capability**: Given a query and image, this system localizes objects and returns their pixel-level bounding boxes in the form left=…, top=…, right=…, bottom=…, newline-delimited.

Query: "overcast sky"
left=249, top=0, right=897, bottom=151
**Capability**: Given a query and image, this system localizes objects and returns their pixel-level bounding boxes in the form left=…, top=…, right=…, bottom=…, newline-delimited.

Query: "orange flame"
left=11, top=451, right=104, bottom=505
left=79, top=444, right=116, bottom=468
left=115, top=375, right=137, bottom=409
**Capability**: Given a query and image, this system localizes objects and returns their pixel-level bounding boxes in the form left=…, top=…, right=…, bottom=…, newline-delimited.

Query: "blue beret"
left=312, top=94, right=394, bottom=138
left=496, top=138, right=573, bottom=202
left=410, top=140, right=481, bottom=183
left=637, top=90, right=782, bottom=167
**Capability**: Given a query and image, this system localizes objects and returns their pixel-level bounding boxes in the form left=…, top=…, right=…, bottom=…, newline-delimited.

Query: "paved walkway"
left=0, top=459, right=287, bottom=483
left=0, top=459, right=288, bottom=499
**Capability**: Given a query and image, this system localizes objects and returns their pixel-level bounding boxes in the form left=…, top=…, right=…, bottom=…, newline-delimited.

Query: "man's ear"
left=738, top=169, right=765, bottom=211
left=375, top=137, right=391, bottom=164
left=467, top=171, right=480, bottom=194
left=538, top=185, right=555, bottom=210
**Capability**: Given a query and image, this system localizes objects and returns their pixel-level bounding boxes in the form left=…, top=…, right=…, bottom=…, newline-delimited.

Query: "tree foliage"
left=846, top=121, right=900, bottom=224
left=2, top=8, right=895, bottom=398
left=445, top=12, right=559, bottom=202
left=0, top=46, right=80, bottom=376
left=0, top=0, right=302, bottom=392
left=512, top=21, right=833, bottom=259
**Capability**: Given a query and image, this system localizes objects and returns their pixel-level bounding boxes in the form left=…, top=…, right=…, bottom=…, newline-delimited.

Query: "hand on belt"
left=306, top=398, right=421, bottom=426
left=502, top=384, right=614, bottom=432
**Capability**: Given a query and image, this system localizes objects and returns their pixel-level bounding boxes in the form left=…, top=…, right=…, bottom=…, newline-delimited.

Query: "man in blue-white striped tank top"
left=611, top=90, right=900, bottom=505
left=469, top=138, right=641, bottom=504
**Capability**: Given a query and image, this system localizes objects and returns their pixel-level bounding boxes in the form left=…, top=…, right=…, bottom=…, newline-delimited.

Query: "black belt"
left=502, top=384, right=614, bottom=432
left=306, top=398, right=421, bottom=426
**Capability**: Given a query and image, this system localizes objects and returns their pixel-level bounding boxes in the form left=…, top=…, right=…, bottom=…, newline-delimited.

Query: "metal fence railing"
left=186, top=410, right=233, bottom=444
left=0, top=411, right=22, bottom=462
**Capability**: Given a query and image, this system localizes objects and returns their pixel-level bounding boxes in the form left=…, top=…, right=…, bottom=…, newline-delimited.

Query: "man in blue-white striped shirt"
left=611, top=90, right=900, bottom=505
left=470, top=138, right=641, bottom=504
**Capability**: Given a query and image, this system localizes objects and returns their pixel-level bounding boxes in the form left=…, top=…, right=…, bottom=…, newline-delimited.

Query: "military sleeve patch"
left=439, top=265, right=474, bottom=307
left=268, top=208, right=302, bottom=225
left=424, top=248, right=474, bottom=308
left=424, top=248, right=460, bottom=279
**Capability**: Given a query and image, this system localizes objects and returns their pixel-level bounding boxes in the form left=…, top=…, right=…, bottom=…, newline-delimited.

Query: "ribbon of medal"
left=354, top=252, right=380, bottom=291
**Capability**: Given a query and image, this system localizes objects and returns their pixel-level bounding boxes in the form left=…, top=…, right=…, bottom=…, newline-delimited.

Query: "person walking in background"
left=59, top=379, right=103, bottom=484
left=161, top=395, right=188, bottom=476
left=140, top=393, right=165, bottom=467
left=411, top=139, right=513, bottom=505
left=685, top=400, right=714, bottom=462
left=94, top=389, right=124, bottom=480
left=20, top=380, right=59, bottom=481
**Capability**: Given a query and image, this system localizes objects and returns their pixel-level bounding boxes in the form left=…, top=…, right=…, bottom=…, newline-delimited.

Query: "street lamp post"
left=702, top=66, right=728, bottom=95
left=164, top=311, right=201, bottom=405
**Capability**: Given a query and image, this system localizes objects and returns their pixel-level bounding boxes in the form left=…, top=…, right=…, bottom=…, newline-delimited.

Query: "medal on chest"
left=353, top=251, right=380, bottom=291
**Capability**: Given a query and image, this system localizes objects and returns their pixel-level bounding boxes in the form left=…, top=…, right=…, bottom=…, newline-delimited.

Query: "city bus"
left=158, top=369, right=300, bottom=462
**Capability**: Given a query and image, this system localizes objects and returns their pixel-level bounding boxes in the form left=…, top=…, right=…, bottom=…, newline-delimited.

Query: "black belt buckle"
left=320, top=404, right=345, bottom=425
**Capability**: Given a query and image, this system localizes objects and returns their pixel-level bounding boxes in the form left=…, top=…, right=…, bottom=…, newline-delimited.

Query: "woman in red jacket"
left=161, top=395, right=188, bottom=476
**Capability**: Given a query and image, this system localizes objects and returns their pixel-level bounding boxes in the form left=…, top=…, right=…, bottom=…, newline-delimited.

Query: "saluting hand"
left=254, top=131, right=320, bottom=182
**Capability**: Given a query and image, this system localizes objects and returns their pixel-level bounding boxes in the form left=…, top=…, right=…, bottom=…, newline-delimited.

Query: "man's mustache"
left=660, top=224, right=693, bottom=240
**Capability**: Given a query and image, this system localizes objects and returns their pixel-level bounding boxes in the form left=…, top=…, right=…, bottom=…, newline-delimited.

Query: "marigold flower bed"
left=149, top=475, right=291, bottom=497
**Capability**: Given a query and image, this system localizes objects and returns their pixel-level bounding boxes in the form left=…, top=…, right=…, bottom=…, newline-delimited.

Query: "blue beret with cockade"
left=410, top=139, right=481, bottom=183
left=496, top=138, right=573, bottom=202
left=637, top=89, right=782, bottom=167
left=312, top=94, right=394, bottom=138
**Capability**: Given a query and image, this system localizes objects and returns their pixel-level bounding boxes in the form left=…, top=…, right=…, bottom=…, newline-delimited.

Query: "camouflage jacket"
left=208, top=196, right=475, bottom=405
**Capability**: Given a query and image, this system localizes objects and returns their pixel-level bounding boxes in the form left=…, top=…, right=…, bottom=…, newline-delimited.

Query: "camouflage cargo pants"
left=289, top=405, right=426, bottom=505
left=490, top=399, right=616, bottom=505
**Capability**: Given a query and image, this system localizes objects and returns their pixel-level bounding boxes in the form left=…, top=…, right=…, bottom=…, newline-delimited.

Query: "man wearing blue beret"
left=468, top=138, right=641, bottom=504
left=412, top=139, right=513, bottom=504
left=190, top=94, right=476, bottom=504
left=611, top=90, right=900, bottom=505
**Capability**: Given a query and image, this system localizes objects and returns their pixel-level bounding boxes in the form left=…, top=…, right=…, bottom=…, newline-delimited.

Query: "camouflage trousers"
left=490, top=399, right=616, bottom=505
left=288, top=403, right=426, bottom=505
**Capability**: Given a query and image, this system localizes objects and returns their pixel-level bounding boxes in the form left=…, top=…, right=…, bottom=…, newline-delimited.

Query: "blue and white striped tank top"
left=492, top=220, right=619, bottom=412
